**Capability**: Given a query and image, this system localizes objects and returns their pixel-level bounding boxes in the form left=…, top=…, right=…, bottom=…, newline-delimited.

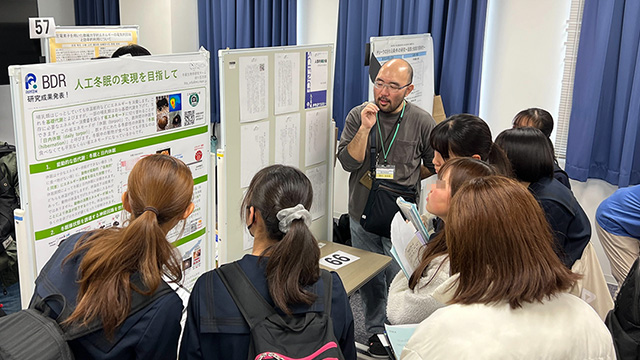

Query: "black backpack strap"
left=217, top=262, right=276, bottom=328
left=320, top=270, right=333, bottom=315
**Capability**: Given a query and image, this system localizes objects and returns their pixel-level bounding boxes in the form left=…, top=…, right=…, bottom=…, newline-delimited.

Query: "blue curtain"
left=74, top=0, right=120, bottom=26
left=198, top=0, right=296, bottom=123
left=565, top=0, right=640, bottom=186
left=334, top=0, right=487, bottom=135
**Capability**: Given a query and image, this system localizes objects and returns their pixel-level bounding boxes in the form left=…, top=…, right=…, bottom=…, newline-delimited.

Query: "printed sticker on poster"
left=305, top=51, right=328, bottom=109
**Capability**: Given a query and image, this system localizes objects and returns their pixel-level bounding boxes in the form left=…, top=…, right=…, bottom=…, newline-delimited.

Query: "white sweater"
left=386, top=254, right=451, bottom=325
left=401, top=292, right=615, bottom=360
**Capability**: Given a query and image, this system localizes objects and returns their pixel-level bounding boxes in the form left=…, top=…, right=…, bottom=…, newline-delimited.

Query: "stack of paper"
left=390, top=212, right=418, bottom=279
left=384, top=323, right=419, bottom=359
left=396, top=197, right=429, bottom=245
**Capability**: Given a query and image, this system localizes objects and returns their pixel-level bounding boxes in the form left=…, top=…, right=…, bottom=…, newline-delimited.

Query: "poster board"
left=45, top=25, right=139, bottom=62
left=217, top=45, right=335, bottom=263
left=9, top=50, right=211, bottom=303
left=369, top=33, right=435, bottom=114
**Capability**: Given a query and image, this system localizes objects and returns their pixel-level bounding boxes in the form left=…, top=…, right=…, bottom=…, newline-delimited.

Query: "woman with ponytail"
left=180, top=165, right=355, bottom=360
left=31, top=154, right=195, bottom=359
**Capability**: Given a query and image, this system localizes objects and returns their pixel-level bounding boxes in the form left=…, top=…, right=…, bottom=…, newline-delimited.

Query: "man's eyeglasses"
left=373, top=80, right=411, bottom=92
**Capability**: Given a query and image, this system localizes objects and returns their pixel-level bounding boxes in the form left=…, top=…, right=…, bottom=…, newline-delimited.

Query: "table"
left=318, top=241, right=392, bottom=296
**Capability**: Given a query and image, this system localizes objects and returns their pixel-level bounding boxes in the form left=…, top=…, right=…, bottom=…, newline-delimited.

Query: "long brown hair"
left=242, top=165, right=320, bottom=314
left=408, top=158, right=496, bottom=289
left=63, top=154, right=193, bottom=336
left=446, top=176, right=579, bottom=308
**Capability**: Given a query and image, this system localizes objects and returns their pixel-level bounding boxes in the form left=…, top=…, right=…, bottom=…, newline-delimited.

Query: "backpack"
left=605, top=257, right=640, bottom=360
left=0, top=279, right=173, bottom=360
left=218, top=263, right=345, bottom=360
left=0, top=143, right=19, bottom=288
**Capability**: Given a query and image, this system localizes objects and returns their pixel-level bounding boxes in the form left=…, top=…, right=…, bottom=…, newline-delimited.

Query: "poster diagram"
left=10, top=51, right=210, bottom=289
left=47, top=26, right=139, bottom=62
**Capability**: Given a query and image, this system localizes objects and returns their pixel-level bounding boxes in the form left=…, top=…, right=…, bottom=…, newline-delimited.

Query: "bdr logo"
left=25, top=73, right=37, bottom=90
left=42, top=74, right=67, bottom=89
left=25, top=73, right=67, bottom=91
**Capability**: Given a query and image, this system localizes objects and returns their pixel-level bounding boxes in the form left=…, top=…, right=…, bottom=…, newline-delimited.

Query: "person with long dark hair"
left=402, top=176, right=615, bottom=359
left=495, top=127, right=589, bottom=267
left=512, top=107, right=571, bottom=188
left=31, top=154, right=195, bottom=359
left=387, top=158, right=496, bottom=325
left=180, top=165, right=355, bottom=360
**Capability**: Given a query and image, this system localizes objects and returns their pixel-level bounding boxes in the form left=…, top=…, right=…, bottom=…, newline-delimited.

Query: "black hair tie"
left=143, top=206, right=159, bottom=216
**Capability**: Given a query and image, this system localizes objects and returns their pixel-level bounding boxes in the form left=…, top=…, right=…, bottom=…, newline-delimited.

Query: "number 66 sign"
left=320, top=250, right=360, bottom=270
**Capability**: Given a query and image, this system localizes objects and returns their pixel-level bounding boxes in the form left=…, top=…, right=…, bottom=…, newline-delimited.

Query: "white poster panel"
left=369, top=34, right=435, bottom=114
left=9, top=51, right=210, bottom=289
left=47, top=26, right=139, bottom=62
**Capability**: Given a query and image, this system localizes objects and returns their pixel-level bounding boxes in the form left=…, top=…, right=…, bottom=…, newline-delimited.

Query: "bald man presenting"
left=337, top=59, right=435, bottom=357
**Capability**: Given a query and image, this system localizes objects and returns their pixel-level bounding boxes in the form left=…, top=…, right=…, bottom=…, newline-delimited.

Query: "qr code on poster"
left=184, top=110, right=195, bottom=125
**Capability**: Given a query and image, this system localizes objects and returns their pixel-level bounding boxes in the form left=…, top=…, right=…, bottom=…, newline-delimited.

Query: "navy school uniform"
left=528, top=177, right=590, bottom=267
left=32, top=232, right=183, bottom=360
left=179, top=254, right=356, bottom=360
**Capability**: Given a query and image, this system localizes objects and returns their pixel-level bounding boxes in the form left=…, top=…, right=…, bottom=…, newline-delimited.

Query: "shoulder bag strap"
left=217, top=262, right=276, bottom=329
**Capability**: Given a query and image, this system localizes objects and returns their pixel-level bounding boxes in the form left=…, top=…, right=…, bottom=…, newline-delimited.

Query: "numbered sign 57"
left=29, top=17, right=56, bottom=39
left=320, top=250, right=360, bottom=270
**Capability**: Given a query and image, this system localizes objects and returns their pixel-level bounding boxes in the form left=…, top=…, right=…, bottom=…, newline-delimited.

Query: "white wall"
left=297, top=0, right=348, bottom=217
left=297, top=0, right=339, bottom=46
left=37, top=0, right=75, bottom=26
left=479, top=0, right=569, bottom=139
left=120, top=0, right=199, bottom=55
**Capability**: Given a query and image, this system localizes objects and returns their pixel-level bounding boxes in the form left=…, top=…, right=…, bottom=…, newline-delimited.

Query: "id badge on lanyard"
left=375, top=163, right=395, bottom=179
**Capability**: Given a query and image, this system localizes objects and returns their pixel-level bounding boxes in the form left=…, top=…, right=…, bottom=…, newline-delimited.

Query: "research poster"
left=47, top=26, right=139, bottom=62
left=10, top=51, right=210, bottom=289
left=370, top=34, right=435, bottom=114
